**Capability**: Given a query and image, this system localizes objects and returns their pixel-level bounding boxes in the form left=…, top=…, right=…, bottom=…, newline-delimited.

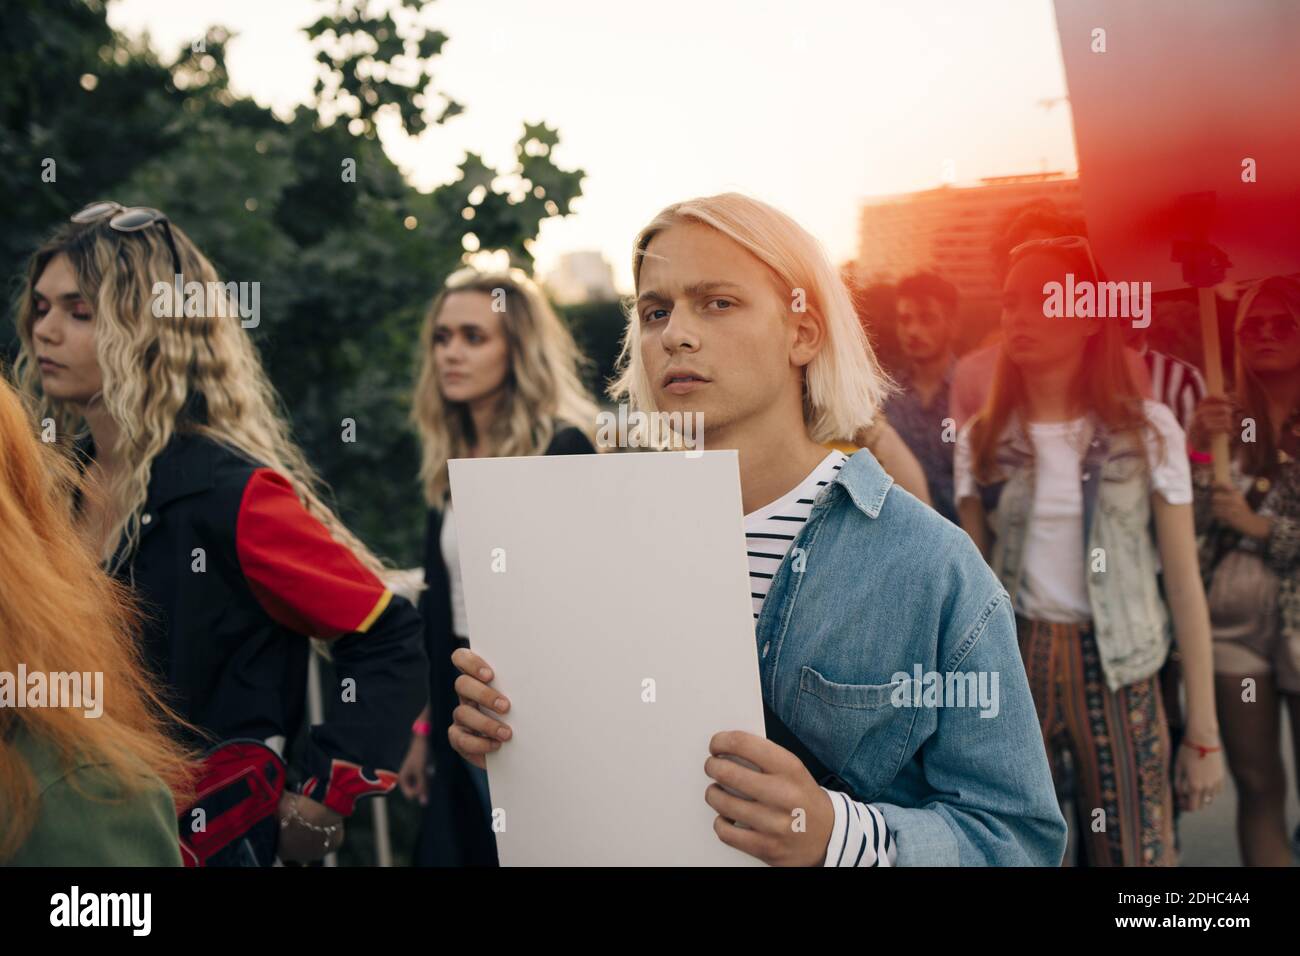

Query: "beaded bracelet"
left=1181, top=738, right=1222, bottom=759
left=280, top=793, right=343, bottom=855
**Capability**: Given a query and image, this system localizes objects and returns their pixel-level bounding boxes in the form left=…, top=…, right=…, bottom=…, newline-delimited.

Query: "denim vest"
left=975, top=416, right=1170, bottom=690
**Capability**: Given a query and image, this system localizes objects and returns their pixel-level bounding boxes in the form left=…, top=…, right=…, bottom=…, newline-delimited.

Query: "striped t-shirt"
left=743, top=449, right=897, bottom=867
left=745, top=450, right=845, bottom=620
left=1143, top=347, right=1207, bottom=434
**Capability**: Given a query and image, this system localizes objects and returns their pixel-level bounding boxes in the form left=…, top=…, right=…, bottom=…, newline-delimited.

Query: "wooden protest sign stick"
left=1196, top=286, right=1230, bottom=484
left=1173, top=192, right=1233, bottom=484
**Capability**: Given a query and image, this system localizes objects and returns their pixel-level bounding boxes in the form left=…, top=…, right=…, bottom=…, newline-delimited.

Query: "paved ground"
left=1062, top=717, right=1298, bottom=866
left=1177, top=718, right=1299, bottom=866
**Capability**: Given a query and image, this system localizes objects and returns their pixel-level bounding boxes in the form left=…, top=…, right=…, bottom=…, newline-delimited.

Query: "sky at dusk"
left=107, top=0, right=1079, bottom=290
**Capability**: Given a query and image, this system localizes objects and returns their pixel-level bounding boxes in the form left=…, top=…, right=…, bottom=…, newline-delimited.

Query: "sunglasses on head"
left=1007, top=235, right=1101, bottom=282
left=1240, top=314, right=1300, bottom=342
left=71, top=200, right=183, bottom=280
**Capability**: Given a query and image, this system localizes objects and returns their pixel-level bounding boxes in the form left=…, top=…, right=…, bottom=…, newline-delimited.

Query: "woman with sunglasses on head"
left=0, top=374, right=194, bottom=866
left=398, top=270, right=599, bottom=866
left=13, top=202, right=428, bottom=866
left=955, top=237, right=1224, bottom=866
left=1188, top=275, right=1300, bottom=866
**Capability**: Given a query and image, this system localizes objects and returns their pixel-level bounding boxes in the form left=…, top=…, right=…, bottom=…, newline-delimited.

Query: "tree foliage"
left=2, top=0, right=586, bottom=567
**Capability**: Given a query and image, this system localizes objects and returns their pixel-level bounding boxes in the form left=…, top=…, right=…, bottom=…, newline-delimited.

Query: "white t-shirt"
left=954, top=400, right=1191, bottom=623
left=440, top=502, right=469, bottom=639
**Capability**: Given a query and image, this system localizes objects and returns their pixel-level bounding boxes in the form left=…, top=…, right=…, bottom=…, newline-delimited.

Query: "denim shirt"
left=757, top=448, right=1067, bottom=865
left=974, top=416, right=1171, bottom=691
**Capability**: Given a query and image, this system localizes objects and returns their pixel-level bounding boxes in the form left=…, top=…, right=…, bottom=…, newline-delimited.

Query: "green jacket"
left=1, top=724, right=182, bottom=866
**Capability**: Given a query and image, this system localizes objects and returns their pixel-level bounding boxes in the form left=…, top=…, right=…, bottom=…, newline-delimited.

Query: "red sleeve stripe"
left=235, top=468, right=388, bottom=639
left=355, top=588, right=393, bottom=634
left=303, top=760, right=399, bottom=817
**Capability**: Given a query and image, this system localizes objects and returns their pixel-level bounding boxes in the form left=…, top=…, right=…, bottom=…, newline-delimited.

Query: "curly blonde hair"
left=13, top=215, right=386, bottom=581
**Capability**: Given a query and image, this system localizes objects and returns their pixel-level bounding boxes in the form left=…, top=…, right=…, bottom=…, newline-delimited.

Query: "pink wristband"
left=411, top=719, right=433, bottom=738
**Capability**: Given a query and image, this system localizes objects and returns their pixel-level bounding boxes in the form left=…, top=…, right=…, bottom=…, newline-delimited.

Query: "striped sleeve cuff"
left=822, top=788, right=897, bottom=867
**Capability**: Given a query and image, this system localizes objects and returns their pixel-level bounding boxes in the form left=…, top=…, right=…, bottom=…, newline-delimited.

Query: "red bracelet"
left=1181, top=738, right=1221, bottom=758
left=411, top=719, right=433, bottom=738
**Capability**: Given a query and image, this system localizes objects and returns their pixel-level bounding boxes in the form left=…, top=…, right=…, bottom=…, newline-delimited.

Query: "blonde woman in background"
left=400, top=269, right=599, bottom=866
left=1189, top=275, right=1300, bottom=865
left=14, top=202, right=427, bottom=865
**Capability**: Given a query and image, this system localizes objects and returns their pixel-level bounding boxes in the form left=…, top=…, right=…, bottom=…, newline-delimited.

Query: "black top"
left=93, top=431, right=429, bottom=816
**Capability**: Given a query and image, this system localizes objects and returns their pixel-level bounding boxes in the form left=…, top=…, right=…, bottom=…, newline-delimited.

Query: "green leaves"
left=306, top=0, right=462, bottom=141
left=2, top=0, right=585, bottom=569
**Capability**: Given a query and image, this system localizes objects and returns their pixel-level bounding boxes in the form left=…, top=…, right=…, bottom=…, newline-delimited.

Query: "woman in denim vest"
left=955, top=238, right=1224, bottom=866
left=1189, top=275, right=1300, bottom=866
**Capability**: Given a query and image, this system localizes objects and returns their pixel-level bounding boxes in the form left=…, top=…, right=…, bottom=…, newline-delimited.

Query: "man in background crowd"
left=882, top=272, right=961, bottom=524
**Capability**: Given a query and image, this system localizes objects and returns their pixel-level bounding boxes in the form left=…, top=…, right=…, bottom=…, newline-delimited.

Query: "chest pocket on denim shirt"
left=790, top=665, right=914, bottom=798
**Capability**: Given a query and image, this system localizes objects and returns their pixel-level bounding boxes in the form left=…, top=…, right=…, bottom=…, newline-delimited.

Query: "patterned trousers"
left=1016, top=616, right=1177, bottom=866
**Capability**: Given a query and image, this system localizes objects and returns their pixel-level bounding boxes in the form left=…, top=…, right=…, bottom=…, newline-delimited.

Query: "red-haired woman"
left=0, top=374, right=193, bottom=864
left=955, top=238, right=1224, bottom=865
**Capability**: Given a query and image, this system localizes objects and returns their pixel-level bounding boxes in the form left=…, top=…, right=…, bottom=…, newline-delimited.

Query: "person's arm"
left=1143, top=400, right=1224, bottom=810
left=398, top=702, right=434, bottom=804
left=957, top=498, right=989, bottom=561
left=953, top=423, right=989, bottom=559
left=231, top=468, right=429, bottom=818
left=855, top=419, right=932, bottom=506
left=1151, top=496, right=1226, bottom=810
left=869, top=587, right=1068, bottom=865
left=1187, top=392, right=1298, bottom=567
left=819, top=789, right=896, bottom=866
left=949, top=361, right=976, bottom=432
left=1261, top=507, right=1300, bottom=574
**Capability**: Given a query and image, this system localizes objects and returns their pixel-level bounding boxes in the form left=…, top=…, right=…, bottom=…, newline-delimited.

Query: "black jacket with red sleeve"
left=95, top=432, right=428, bottom=818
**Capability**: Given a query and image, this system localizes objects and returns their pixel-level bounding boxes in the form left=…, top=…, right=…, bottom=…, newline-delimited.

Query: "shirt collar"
left=898, top=356, right=956, bottom=393
left=830, top=445, right=895, bottom=519
left=78, top=431, right=219, bottom=510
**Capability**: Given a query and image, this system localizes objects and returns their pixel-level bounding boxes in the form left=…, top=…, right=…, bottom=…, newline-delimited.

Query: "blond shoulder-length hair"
left=14, top=217, right=386, bottom=580
left=411, top=270, right=600, bottom=505
left=609, top=193, right=890, bottom=443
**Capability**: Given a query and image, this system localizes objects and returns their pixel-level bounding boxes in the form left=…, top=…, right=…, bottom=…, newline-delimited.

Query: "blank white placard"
left=448, top=449, right=765, bottom=866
